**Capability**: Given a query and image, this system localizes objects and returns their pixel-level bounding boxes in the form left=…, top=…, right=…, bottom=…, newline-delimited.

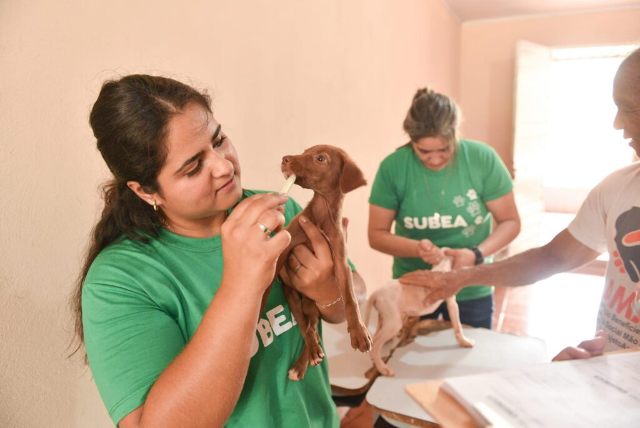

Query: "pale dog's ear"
left=339, top=155, right=367, bottom=194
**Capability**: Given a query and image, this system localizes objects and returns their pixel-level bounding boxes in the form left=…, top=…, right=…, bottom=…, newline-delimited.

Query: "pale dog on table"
left=365, top=249, right=475, bottom=376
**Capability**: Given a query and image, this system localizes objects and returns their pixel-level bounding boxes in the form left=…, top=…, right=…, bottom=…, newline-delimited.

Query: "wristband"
left=471, top=247, right=484, bottom=265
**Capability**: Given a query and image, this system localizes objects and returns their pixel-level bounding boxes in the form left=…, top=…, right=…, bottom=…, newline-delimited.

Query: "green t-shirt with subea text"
left=369, top=140, right=513, bottom=301
left=82, top=190, right=340, bottom=428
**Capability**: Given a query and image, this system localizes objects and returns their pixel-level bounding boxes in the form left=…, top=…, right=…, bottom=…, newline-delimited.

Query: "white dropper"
left=280, top=174, right=297, bottom=195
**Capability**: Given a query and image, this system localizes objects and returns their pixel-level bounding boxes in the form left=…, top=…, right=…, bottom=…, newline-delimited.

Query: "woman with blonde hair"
left=368, top=87, right=521, bottom=328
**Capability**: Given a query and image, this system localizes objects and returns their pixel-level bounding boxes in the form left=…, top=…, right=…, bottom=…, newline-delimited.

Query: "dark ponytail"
left=71, top=75, right=212, bottom=359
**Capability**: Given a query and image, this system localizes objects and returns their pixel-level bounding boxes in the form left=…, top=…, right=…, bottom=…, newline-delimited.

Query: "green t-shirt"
left=82, top=190, right=340, bottom=428
left=369, top=140, right=513, bottom=301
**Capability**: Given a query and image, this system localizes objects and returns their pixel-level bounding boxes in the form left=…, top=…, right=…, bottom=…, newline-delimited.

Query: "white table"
left=323, top=319, right=547, bottom=427
left=367, top=327, right=547, bottom=427
left=322, top=319, right=378, bottom=395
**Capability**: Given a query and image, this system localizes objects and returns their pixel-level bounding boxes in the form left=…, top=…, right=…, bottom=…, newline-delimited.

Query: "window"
left=544, top=45, right=638, bottom=212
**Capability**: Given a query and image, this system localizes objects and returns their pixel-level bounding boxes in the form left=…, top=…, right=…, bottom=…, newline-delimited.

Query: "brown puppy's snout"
left=281, top=156, right=292, bottom=166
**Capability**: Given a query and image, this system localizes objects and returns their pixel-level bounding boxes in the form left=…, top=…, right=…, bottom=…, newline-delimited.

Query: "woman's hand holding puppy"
left=282, top=216, right=337, bottom=302
left=221, top=193, right=291, bottom=297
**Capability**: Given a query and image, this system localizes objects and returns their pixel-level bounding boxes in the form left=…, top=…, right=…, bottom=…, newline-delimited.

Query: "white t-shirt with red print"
left=568, top=162, right=640, bottom=352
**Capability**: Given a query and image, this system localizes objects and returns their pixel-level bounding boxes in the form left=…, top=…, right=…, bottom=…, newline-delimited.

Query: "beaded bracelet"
left=316, top=295, right=342, bottom=309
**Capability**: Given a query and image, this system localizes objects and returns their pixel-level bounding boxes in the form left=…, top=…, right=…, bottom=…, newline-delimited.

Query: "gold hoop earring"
left=152, top=200, right=158, bottom=211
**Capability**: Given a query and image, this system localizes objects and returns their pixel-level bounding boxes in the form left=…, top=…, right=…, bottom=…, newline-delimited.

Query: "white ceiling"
left=443, top=0, right=640, bottom=22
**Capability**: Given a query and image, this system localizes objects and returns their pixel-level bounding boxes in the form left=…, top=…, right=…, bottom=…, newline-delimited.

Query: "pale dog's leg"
left=369, top=287, right=404, bottom=377
left=445, top=297, right=475, bottom=347
left=433, top=254, right=474, bottom=347
left=371, top=314, right=403, bottom=377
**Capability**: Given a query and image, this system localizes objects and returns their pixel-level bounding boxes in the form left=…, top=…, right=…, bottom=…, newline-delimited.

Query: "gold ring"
left=293, top=263, right=302, bottom=273
left=257, top=223, right=272, bottom=235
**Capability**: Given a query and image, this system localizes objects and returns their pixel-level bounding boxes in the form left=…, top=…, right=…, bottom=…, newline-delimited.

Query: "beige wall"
left=0, top=0, right=460, bottom=426
left=458, top=8, right=640, bottom=173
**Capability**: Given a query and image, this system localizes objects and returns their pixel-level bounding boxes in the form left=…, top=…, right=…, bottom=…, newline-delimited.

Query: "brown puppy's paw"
left=288, top=363, right=308, bottom=381
left=308, top=342, right=325, bottom=366
left=349, top=323, right=373, bottom=353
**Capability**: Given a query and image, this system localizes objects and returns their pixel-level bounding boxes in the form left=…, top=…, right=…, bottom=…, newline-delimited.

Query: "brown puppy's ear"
left=340, top=155, right=367, bottom=194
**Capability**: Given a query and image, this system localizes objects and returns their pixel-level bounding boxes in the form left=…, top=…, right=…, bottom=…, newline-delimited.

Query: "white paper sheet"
left=367, top=328, right=547, bottom=424
left=442, top=351, right=640, bottom=428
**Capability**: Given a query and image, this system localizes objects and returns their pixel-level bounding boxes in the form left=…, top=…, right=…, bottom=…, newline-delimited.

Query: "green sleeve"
left=83, top=265, right=185, bottom=426
left=478, top=145, right=513, bottom=202
left=368, top=155, right=400, bottom=210
left=285, top=197, right=303, bottom=224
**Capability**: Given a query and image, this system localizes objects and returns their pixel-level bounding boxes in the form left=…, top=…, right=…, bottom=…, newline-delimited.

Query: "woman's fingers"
left=229, top=193, right=288, bottom=225
left=254, top=209, right=286, bottom=235
left=279, top=265, right=292, bottom=285
left=225, top=192, right=263, bottom=218
left=442, top=248, right=474, bottom=269
left=443, top=248, right=455, bottom=256
left=224, top=193, right=290, bottom=242
left=552, top=331, right=609, bottom=362
left=290, top=244, right=315, bottom=272
left=418, top=239, right=445, bottom=264
left=298, top=216, right=332, bottom=261
left=287, top=253, right=303, bottom=273
left=283, top=217, right=337, bottom=301
left=577, top=331, right=608, bottom=354
left=552, top=347, right=592, bottom=362
left=220, top=193, right=291, bottom=292
left=418, top=239, right=433, bottom=252
left=267, top=227, right=291, bottom=253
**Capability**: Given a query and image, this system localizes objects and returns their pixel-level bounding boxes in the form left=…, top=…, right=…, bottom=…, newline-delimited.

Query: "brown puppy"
left=364, top=250, right=475, bottom=377
left=273, top=145, right=373, bottom=381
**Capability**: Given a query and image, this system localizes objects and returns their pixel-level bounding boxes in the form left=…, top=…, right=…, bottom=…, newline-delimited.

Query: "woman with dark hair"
left=368, top=87, right=521, bottom=329
left=72, top=74, right=359, bottom=427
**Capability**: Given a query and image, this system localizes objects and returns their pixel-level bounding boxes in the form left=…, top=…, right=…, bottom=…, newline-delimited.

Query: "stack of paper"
left=434, top=351, right=640, bottom=427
